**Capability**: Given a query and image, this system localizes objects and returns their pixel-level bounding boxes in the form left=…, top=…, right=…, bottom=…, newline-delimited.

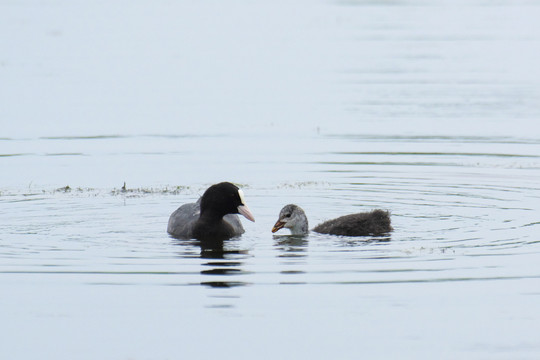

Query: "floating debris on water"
left=55, top=185, right=71, bottom=193
left=110, top=182, right=190, bottom=196
left=277, top=181, right=330, bottom=189
left=0, top=184, right=192, bottom=198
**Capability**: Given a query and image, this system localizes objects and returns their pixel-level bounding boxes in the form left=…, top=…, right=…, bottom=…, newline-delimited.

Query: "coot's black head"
left=200, top=182, right=255, bottom=222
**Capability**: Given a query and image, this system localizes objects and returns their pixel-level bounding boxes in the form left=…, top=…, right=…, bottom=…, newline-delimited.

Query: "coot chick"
left=272, top=204, right=392, bottom=236
left=168, top=182, right=255, bottom=241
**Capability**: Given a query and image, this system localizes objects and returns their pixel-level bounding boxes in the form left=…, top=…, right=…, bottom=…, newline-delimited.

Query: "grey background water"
left=2, top=1, right=540, bottom=359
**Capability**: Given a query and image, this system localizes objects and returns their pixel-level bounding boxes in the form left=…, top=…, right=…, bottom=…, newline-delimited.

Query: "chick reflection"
left=273, top=234, right=308, bottom=258
left=173, top=238, right=250, bottom=288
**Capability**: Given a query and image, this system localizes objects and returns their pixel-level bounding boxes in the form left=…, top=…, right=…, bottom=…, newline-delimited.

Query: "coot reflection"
left=173, top=238, right=250, bottom=289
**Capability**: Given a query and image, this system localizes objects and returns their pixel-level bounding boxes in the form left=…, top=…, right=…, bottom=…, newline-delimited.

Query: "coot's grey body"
left=167, top=199, right=244, bottom=239
left=167, top=182, right=254, bottom=241
left=272, top=204, right=392, bottom=236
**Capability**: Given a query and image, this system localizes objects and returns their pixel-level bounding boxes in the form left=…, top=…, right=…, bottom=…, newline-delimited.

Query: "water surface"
left=1, top=1, right=540, bottom=359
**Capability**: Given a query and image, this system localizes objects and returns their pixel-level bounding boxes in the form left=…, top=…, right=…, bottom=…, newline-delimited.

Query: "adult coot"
left=272, top=204, right=392, bottom=236
left=168, top=182, right=255, bottom=241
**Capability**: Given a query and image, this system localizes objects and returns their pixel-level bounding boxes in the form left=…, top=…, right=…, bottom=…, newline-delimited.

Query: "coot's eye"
left=284, top=213, right=291, bottom=218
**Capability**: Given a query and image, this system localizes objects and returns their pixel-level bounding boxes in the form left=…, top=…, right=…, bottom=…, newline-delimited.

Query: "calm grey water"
left=2, top=1, right=540, bottom=359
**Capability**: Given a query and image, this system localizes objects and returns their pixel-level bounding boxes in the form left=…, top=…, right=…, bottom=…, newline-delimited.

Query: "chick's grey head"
left=272, top=204, right=309, bottom=235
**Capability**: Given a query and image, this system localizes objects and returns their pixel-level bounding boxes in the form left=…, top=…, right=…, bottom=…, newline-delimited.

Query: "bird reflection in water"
left=273, top=235, right=309, bottom=258
left=173, top=238, right=250, bottom=288
left=273, top=235, right=309, bottom=283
